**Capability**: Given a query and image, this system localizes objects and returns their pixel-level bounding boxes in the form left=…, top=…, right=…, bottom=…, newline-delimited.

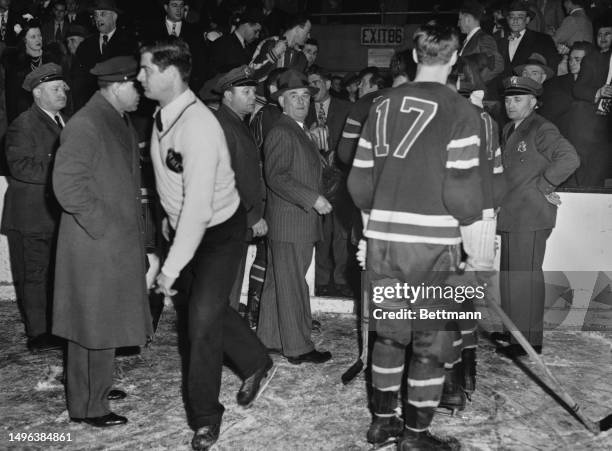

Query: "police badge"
left=517, top=141, right=527, bottom=153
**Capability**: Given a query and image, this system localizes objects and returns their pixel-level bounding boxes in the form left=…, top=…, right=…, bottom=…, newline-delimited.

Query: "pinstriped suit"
left=257, top=114, right=324, bottom=356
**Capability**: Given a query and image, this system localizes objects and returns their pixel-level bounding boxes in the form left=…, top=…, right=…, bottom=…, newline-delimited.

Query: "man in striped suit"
left=257, top=69, right=333, bottom=364
left=348, top=24, right=486, bottom=450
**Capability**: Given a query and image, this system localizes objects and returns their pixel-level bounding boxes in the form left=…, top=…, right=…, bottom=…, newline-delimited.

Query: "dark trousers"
left=6, top=230, right=55, bottom=338
left=315, top=211, right=349, bottom=286
left=499, top=229, right=551, bottom=347
left=257, top=240, right=315, bottom=357
left=177, top=206, right=269, bottom=428
left=66, top=341, right=114, bottom=418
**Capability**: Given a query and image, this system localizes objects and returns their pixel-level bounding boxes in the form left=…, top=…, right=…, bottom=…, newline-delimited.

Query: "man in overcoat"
left=257, top=69, right=333, bottom=364
left=495, top=76, right=579, bottom=357
left=1, top=63, right=66, bottom=352
left=213, top=66, right=267, bottom=313
left=52, top=56, right=151, bottom=427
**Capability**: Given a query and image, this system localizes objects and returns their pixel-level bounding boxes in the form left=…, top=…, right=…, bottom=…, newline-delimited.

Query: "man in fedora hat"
left=2, top=63, right=67, bottom=352
left=257, top=68, right=333, bottom=364
left=71, top=0, right=137, bottom=110
left=137, top=40, right=272, bottom=451
left=494, top=75, right=579, bottom=358
left=52, top=55, right=151, bottom=427
left=514, top=51, right=555, bottom=84
left=497, top=0, right=560, bottom=80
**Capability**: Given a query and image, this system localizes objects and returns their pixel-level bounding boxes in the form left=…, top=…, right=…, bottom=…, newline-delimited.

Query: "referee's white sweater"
left=151, top=89, right=240, bottom=278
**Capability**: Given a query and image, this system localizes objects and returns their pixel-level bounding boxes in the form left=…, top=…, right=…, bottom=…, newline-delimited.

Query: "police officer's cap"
left=23, top=63, right=64, bottom=91
left=215, top=65, right=257, bottom=93
left=90, top=56, right=138, bottom=82
left=503, top=76, right=542, bottom=96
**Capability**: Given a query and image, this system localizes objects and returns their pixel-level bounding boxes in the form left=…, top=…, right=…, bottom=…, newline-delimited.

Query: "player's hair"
left=283, top=12, right=310, bottom=32
left=570, top=40, right=596, bottom=56
left=358, top=66, right=387, bottom=89
left=390, top=47, right=417, bottom=81
left=413, top=24, right=460, bottom=66
left=305, top=65, right=330, bottom=81
left=141, top=37, right=192, bottom=83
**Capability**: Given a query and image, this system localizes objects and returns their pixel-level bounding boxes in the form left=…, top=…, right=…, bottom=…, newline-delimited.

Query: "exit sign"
left=361, top=27, right=404, bottom=46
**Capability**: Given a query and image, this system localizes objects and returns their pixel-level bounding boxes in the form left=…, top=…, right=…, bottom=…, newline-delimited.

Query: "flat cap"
left=90, top=56, right=138, bottom=82
left=503, top=75, right=543, bottom=96
left=215, top=65, right=257, bottom=93
left=23, top=63, right=64, bottom=91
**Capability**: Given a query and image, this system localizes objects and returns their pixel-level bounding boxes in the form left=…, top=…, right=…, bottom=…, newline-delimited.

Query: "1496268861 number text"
left=8, top=432, right=73, bottom=442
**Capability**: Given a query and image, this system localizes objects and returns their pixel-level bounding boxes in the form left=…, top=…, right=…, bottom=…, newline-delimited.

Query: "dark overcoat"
left=263, top=113, right=323, bottom=243
left=1, top=104, right=63, bottom=234
left=214, top=103, right=265, bottom=229
left=51, top=92, right=151, bottom=349
left=498, top=113, right=580, bottom=232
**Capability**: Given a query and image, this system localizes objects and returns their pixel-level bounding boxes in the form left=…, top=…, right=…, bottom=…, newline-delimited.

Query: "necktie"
left=155, top=111, right=163, bottom=132
left=317, top=102, right=327, bottom=126
left=102, top=34, right=109, bottom=54
left=55, top=23, right=62, bottom=42
left=54, top=115, right=63, bottom=129
left=171, top=23, right=177, bottom=36
left=0, top=14, right=6, bottom=41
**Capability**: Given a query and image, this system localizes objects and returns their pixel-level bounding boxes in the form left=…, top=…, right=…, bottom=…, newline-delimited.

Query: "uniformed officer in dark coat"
left=1, top=63, right=66, bottom=352
left=213, top=66, right=268, bottom=313
left=52, top=56, right=151, bottom=427
left=495, top=76, right=580, bottom=357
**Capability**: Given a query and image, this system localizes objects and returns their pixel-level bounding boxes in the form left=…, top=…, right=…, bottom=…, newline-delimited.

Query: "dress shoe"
left=107, top=389, right=127, bottom=400
left=237, top=358, right=273, bottom=406
left=490, top=331, right=511, bottom=343
left=27, top=334, right=63, bottom=352
left=191, top=423, right=221, bottom=451
left=287, top=349, right=332, bottom=365
left=71, top=412, right=127, bottom=427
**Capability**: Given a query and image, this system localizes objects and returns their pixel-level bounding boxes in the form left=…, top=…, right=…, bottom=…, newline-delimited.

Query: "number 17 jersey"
left=347, top=82, right=484, bottom=245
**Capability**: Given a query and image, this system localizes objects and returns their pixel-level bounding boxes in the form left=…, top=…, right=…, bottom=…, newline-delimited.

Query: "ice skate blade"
left=369, top=437, right=398, bottom=450
left=435, top=406, right=465, bottom=418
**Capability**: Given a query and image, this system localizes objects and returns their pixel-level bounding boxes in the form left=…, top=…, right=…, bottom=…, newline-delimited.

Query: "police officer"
left=495, top=76, right=579, bottom=357
left=2, top=63, right=67, bottom=352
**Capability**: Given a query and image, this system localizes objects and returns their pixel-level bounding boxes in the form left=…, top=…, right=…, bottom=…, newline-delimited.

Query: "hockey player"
left=348, top=24, right=486, bottom=449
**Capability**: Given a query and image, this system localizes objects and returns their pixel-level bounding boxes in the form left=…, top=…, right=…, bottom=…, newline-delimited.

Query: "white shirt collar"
left=155, top=88, right=195, bottom=131
left=166, top=18, right=182, bottom=35
left=100, top=28, right=116, bottom=46
left=234, top=31, right=245, bottom=48
left=40, top=106, right=64, bottom=126
left=464, top=26, right=480, bottom=44
left=569, top=7, right=584, bottom=15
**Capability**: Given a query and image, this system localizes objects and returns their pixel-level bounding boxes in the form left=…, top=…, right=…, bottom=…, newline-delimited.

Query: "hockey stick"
left=341, top=269, right=369, bottom=384
left=488, top=299, right=612, bottom=434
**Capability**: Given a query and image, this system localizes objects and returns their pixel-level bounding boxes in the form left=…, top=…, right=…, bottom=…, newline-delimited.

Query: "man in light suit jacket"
left=257, top=69, right=333, bottom=364
left=497, top=1, right=560, bottom=80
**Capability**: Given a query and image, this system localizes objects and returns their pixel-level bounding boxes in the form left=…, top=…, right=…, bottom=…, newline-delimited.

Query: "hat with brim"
left=66, top=24, right=89, bottom=39
left=513, top=52, right=554, bottom=80
left=503, top=75, right=543, bottom=96
left=214, top=65, right=257, bottom=94
left=90, top=56, right=138, bottom=82
left=23, top=63, right=64, bottom=91
left=271, top=69, right=318, bottom=102
left=505, top=0, right=535, bottom=18
left=91, top=0, right=122, bottom=14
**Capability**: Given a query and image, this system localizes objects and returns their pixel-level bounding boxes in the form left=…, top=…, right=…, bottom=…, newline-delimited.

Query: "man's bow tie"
left=509, top=32, right=521, bottom=41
